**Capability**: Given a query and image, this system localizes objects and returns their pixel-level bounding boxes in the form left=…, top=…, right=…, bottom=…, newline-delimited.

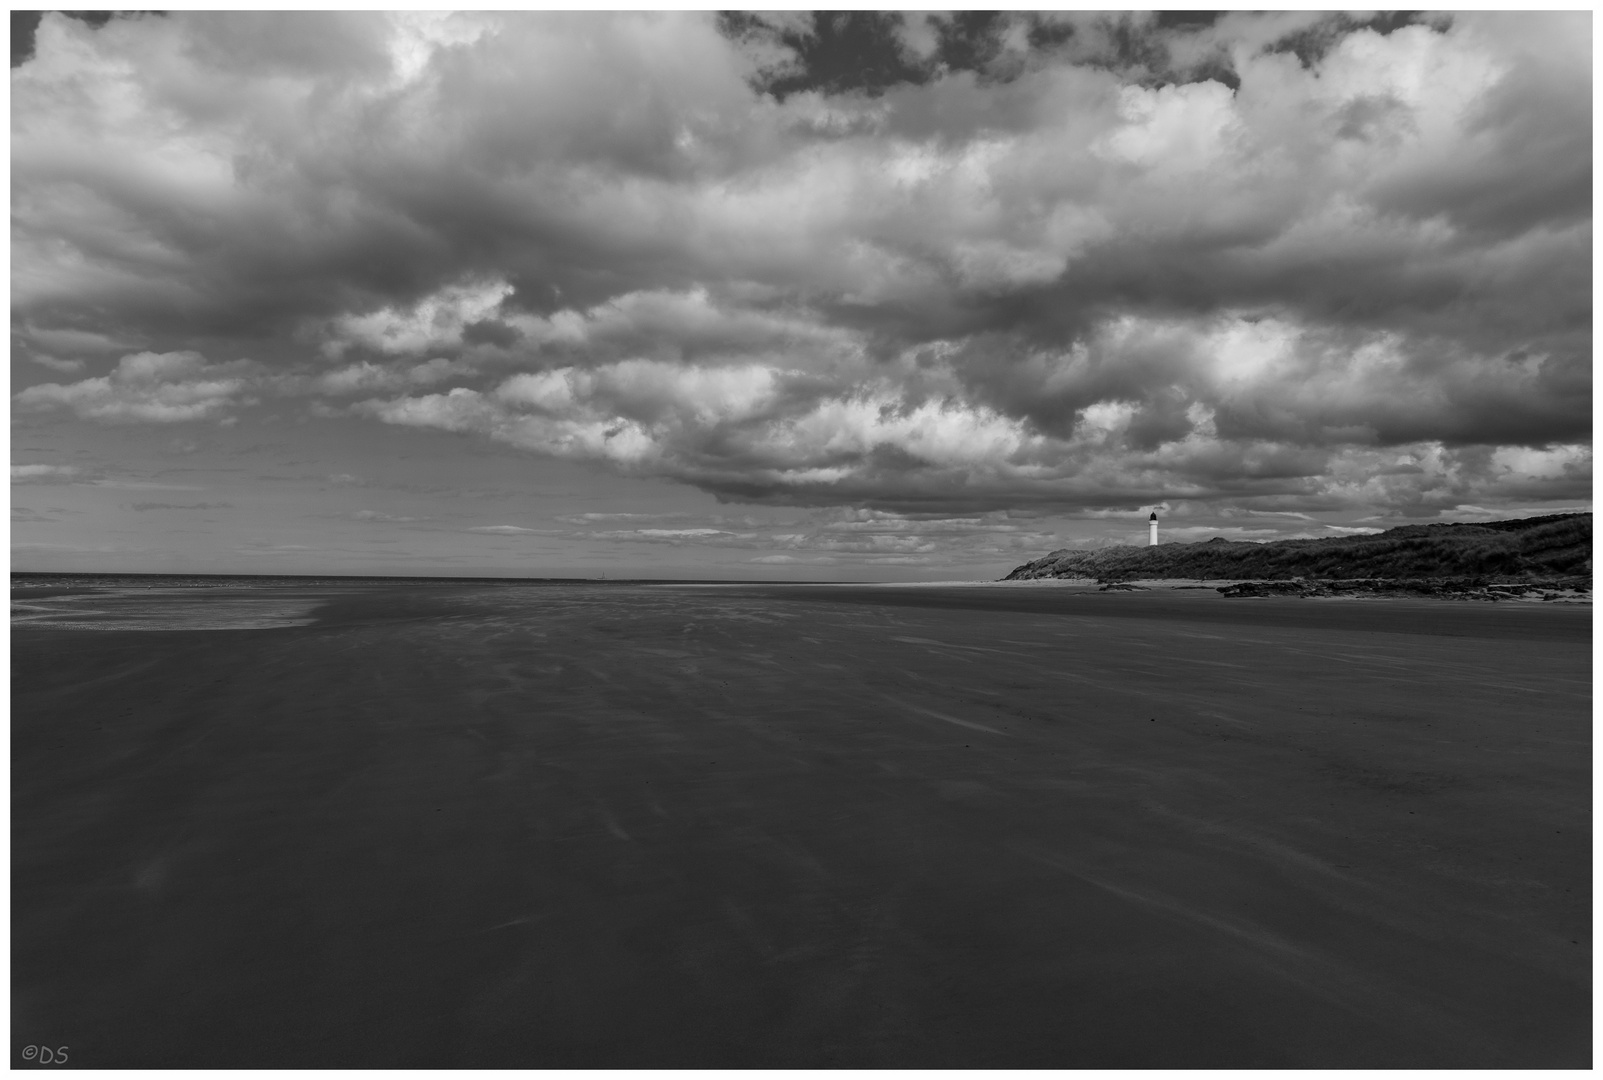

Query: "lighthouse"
left=1148, top=511, right=1159, bottom=547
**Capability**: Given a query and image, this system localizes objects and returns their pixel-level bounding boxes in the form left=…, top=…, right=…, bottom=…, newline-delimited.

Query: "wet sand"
left=11, top=582, right=1591, bottom=1067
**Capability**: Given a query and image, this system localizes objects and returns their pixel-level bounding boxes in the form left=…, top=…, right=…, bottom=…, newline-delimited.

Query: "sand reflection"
left=11, top=588, right=328, bottom=631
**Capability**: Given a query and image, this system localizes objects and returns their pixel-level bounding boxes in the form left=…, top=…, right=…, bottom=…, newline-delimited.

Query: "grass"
left=1004, top=513, right=1592, bottom=583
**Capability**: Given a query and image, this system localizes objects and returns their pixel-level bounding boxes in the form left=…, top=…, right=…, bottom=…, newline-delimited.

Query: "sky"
left=9, top=10, right=1593, bottom=580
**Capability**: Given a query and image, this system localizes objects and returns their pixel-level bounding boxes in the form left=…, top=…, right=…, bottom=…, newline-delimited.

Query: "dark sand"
left=11, top=582, right=1591, bottom=1067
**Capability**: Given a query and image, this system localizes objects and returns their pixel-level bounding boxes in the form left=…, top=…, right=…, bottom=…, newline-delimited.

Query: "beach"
left=11, top=580, right=1592, bottom=1067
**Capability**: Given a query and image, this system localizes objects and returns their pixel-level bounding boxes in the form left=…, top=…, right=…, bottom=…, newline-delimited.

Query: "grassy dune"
left=1004, top=513, right=1592, bottom=583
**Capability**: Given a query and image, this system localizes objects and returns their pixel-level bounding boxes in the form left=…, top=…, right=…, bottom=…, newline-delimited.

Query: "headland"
left=1003, top=513, right=1591, bottom=601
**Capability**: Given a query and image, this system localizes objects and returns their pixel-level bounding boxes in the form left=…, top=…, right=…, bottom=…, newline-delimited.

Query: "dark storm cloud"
left=10, top=11, right=163, bottom=67
left=10, top=11, right=1592, bottom=518
left=718, top=10, right=1252, bottom=97
left=1264, top=11, right=1449, bottom=68
left=10, top=11, right=43, bottom=66
left=719, top=11, right=931, bottom=99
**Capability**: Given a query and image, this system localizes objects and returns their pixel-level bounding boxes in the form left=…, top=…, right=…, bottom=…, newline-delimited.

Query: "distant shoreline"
left=8, top=572, right=855, bottom=588
left=10, top=571, right=1591, bottom=604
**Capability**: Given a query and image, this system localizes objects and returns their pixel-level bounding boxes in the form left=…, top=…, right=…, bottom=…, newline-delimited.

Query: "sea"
left=9, top=572, right=793, bottom=632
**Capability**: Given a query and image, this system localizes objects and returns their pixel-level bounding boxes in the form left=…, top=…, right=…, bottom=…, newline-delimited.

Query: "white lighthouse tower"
left=1148, top=511, right=1159, bottom=547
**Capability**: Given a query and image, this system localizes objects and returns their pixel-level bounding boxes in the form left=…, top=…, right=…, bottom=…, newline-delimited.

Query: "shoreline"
left=15, top=575, right=1592, bottom=606
left=989, top=577, right=1592, bottom=603
left=665, top=577, right=1592, bottom=604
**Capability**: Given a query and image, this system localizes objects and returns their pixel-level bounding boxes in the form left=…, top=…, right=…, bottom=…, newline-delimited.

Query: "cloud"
left=1397, top=503, right=1594, bottom=524
left=11, top=464, right=81, bottom=483
left=28, top=354, right=86, bottom=374
left=468, top=525, right=554, bottom=535
left=13, top=325, right=130, bottom=375
left=325, top=281, right=513, bottom=357
left=9, top=463, right=208, bottom=491
left=9, top=11, right=1591, bottom=523
left=555, top=511, right=690, bottom=525
left=312, top=358, right=472, bottom=395
left=129, top=501, right=233, bottom=511
left=14, top=351, right=254, bottom=423
left=558, top=506, right=1065, bottom=565
left=1157, top=525, right=1299, bottom=543
left=12, top=541, right=126, bottom=554
left=351, top=354, right=1046, bottom=507
left=819, top=509, right=1027, bottom=535
left=749, top=553, right=834, bottom=565
left=353, top=509, right=421, bottom=522
left=589, top=527, right=762, bottom=547
left=91, top=479, right=205, bottom=491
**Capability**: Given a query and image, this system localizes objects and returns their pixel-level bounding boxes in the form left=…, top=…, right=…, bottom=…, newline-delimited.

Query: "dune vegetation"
left=1004, top=513, right=1592, bottom=585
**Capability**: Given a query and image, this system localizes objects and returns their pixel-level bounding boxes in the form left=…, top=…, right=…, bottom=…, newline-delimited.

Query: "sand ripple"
left=11, top=589, right=325, bottom=631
